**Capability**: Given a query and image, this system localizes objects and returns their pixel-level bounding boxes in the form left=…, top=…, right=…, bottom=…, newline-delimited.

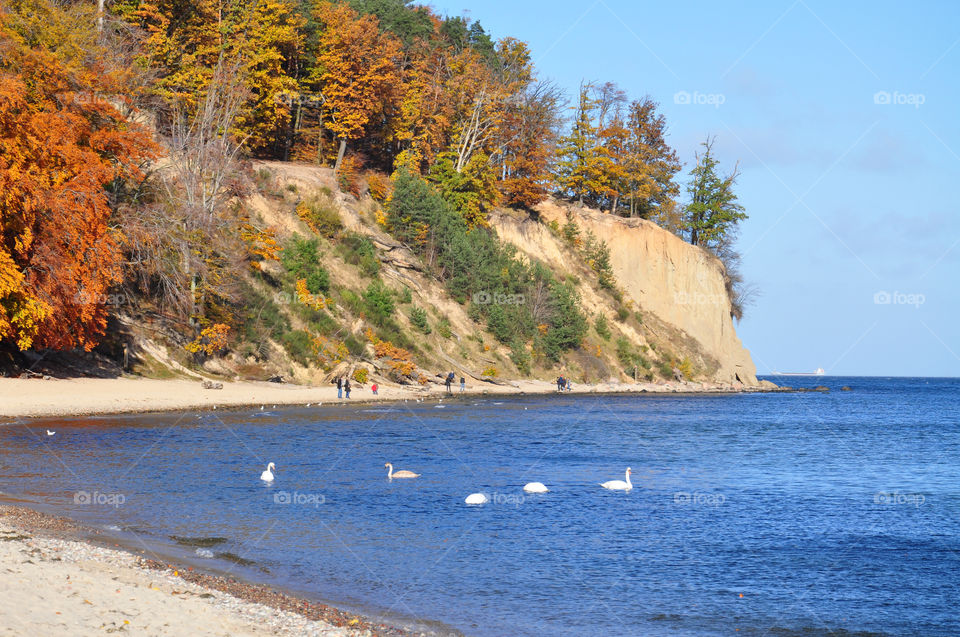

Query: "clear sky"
left=427, top=0, right=960, bottom=377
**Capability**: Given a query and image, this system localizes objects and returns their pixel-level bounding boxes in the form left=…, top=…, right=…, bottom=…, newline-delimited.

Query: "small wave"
left=194, top=548, right=214, bottom=558
left=171, top=535, right=228, bottom=548
left=216, top=551, right=256, bottom=566
left=103, top=524, right=121, bottom=531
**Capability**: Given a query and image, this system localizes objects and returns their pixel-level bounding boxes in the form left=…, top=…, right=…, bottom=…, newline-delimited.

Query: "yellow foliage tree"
left=309, top=2, right=401, bottom=172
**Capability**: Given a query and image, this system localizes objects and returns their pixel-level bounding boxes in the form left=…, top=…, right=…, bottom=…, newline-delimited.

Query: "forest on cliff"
left=0, top=0, right=749, bottom=383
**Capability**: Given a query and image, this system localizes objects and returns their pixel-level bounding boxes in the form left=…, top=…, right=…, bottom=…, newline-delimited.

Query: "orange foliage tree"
left=308, top=2, right=402, bottom=173
left=0, top=2, right=156, bottom=351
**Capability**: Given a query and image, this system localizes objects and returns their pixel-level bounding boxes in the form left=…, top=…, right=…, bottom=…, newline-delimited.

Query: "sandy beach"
left=0, top=375, right=773, bottom=419
left=0, top=506, right=420, bottom=637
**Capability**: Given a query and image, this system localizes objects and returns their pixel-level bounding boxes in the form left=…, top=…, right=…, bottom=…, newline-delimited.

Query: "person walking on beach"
left=371, top=383, right=378, bottom=395
left=344, top=377, right=351, bottom=399
left=445, top=372, right=453, bottom=394
left=557, top=376, right=564, bottom=392
left=336, top=376, right=343, bottom=399
left=460, top=376, right=465, bottom=393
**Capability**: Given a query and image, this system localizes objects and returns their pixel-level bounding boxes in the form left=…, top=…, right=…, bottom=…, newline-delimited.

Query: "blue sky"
left=428, top=0, right=960, bottom=377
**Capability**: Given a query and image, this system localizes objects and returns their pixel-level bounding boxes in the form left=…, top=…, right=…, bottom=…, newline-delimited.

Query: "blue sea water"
left=1, top=376, right=958, bottom=636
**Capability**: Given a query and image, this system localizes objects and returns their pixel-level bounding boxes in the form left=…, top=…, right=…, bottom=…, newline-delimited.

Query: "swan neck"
left=625, top=470, right=632, bottom=487
left=386, top=464, right=392, bottom=478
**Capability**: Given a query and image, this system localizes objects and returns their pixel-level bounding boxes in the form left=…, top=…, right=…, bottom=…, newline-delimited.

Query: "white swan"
left=46, top=430, right=55, bottom=437
left=260, top=462, right=275, bottom=482
left=600, top=467, right=632, bottom=491
left=385, top=463, right=420, bottom=479
left=465, top=493, right=489, bottom=504
left=523, top=482, right=549, bottom=493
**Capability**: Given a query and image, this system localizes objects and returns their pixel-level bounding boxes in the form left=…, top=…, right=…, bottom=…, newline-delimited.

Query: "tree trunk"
left=334, top=138, right=347, bottom=173
left=96, top=0, right=104, bottom=36
left=283, top=100, right=301, bottom=162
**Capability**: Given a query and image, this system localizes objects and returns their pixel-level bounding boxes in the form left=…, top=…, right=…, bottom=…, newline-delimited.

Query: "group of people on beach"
left=336, top=371, right=466, bottom=399
left=334, top=376, right=377, bottom=398
left=335, top=376, right=351, bottom=399
left=443, top=372, right=465, bottom=394
left=335, top=371, right=575, bottom=398
left=333, top=371, right=468, bottom=399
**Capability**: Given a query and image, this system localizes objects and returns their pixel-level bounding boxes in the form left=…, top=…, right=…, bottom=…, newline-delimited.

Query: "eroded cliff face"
left=490, top=200, right=759, bottom=386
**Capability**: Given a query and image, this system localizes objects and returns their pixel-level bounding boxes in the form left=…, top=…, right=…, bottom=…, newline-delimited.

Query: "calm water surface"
left=1, top=376, right=958, bottom=636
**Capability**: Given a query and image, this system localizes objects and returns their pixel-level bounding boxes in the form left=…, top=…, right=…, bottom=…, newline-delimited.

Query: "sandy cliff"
left=491, top=201, right=758, bottom=386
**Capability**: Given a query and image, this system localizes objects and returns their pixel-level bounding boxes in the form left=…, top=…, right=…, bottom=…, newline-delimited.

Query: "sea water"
left=1, top=376, right=957, bottom=636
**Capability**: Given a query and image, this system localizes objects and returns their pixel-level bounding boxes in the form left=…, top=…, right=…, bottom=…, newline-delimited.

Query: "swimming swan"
left=465, top=493, right=489, bottom=504
left=385, top=463, right=420, bottom=479
left=600, top=467, right=632, bottom=491
left=523, top=482, right=549, bottom=493
left=46, top=430, right=55, bottom=436
left=260, top=462, right=275, bottom=482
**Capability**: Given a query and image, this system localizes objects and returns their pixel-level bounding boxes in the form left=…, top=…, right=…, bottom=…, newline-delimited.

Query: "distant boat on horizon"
left=772, top=367, right=826, bottom=376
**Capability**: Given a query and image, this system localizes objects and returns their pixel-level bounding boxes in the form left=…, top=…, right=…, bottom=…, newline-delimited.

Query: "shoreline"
left=0, top=504, right=445, bottom=637
left=0, top=375, right=782, bottom=420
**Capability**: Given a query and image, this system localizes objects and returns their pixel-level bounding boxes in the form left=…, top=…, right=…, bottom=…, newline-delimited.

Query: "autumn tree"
left=112, top=0, right=225, bottom=110
left=0, top=1, right=155, bottom=351
left=622, top=97, right=681, bottom=218
left=308, top=1, right=401, bottom=172
left=498, top=81, right=564, bottom=208
left=392, top=42, right=455, bottom=173
left=555, top=82, right=604, bottom=204
left=592, top=82, right=629, bottom=212
left=119, top=58, right=248, bottom=324
left=232, top=0, right=305, bottom=155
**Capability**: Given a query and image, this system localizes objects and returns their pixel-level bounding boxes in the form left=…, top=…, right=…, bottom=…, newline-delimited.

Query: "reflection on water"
left=1, top=377, right=959, bottom=636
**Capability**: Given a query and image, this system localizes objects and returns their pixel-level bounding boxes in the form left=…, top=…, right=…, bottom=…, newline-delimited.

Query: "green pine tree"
left=683, top=137, right=746, bottom=249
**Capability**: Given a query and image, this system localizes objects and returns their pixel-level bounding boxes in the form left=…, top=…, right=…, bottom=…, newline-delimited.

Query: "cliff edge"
left=491, top=200, right=759, bottom=386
